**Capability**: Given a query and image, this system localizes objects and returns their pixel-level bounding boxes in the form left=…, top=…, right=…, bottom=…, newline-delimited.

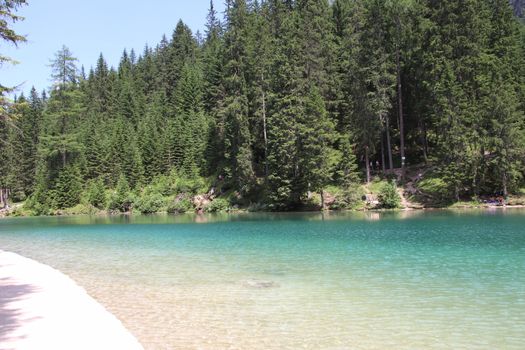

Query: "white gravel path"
left=0, top=250, right=144, bottom=350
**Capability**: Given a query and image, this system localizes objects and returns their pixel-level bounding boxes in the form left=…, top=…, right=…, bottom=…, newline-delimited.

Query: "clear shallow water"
left=1, top=210, right=524, bottom=349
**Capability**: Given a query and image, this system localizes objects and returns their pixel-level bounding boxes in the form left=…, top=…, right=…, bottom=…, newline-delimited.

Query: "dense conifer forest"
left=1, top=0, right=524, bottom=214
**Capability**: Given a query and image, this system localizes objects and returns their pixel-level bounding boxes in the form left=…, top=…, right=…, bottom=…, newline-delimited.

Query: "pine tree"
left=220, top=0, right=255, bottom=195
left=87, top=177, right=106, bottom=209
left=21, top=88, right=44, bottom=194
left=0, top=0, right=28, bottom=207
left=0, top=0, right=27, bottom=97
left=174, top=63, right=208, bottom=174
left=41, top=46, right=83, bottom=168
left=165, top=21, right=197, bottom=101
left=202, top=1, right=225, bottom=174
left=423, top=0, right=492, bottom=199
left=297, top=87, right=337, bottom=209
left=481, top=0, right=525, bottom=196
left=245, top=0, right=272, bottom=178
left=109, top=174, right=132, bottom=212
left=54, top=164, right=82, bottom=209
left=266, top=1, right=302, bottom=208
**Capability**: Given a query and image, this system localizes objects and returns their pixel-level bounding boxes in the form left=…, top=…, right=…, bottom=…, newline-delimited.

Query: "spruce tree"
left=87, top=177, right=107, bottom=209
left=266, top=1, right=302, bottom=208
left=109, top=174, right=132, bottom=212
left=220, top=0, right=255, bottom=195
left=54, top=164, right=82, bottom=209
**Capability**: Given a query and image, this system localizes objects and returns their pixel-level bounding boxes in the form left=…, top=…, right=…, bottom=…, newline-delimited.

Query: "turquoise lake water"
left=1, top=210, right=524, bottom=349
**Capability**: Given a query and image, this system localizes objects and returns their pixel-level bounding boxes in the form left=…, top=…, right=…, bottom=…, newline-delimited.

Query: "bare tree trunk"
left=472, top=166, right=479, bottom=197
left=419, top=119, right=428, bottom=164
left=320, top=188, right=325, bottom=211
left=502, top=172, right=508, bottom=199
left=365, top=146, right=371, bottom=184
left=261, top=73, right=268, bottom=179
left=385, top=116, right=393, bottom=170
left=396, top=19, right=406, bottom=179
left=0, top=188, right=9, bottom=209
left=423, top=122, right=429, bottom=162
left=380, top=132, right=386, bottom=174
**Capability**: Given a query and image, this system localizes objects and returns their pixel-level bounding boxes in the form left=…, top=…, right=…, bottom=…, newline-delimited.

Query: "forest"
left=1, top=0, right=524, bottom=215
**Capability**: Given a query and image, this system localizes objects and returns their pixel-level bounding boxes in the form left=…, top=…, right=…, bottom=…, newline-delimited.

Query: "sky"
left=2, top=0, right=225, bottom=96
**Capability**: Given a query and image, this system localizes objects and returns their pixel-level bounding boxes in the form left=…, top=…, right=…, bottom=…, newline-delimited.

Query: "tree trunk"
left=0, top=188, right=9, bottom=209
left=320, top=188, right=325, bottom=211
left=385, top=116, right=393, bottom=170
left=419, top=119, right=428, bottom=164
left=472, top=166, right=479, bottom=197
left=502, top=172, right=508, bottom=199
left=365, top=146, right=371, bottom=184
left=380, top=131, right=386, bottom=174
left=396, top=19, right=405, bottom=179
left=261, top=73, right=268, bottom=179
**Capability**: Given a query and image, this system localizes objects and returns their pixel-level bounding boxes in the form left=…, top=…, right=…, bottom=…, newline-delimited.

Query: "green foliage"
left=53, top=165, right=82, bottom=209
left=204, top=198, right=230, bottom=213
left=325, top=185, right=364, bottom=210
left=174, top=178, right=197, bottom=194
left=25, top=190, right=51, bottom=216
left=148, top=175, right=172, bottom=196
left=167, top=197, right=193, bottom=214
left=61, top=203, right=99, bottom=216
left=418, top=177, right=452, bottom=204
left=0, top=0, right=27, bottom=94
left=134, top=192, right=165, bottom=214
left=87, top=178, right=106, bottom=209
left=108, top=174, right=133, bottom=212
left=377, top=181, right=401, bottom=209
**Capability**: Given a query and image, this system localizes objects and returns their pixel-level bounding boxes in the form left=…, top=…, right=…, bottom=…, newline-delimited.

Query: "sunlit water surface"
left=1, top=210, right=524, bottom=349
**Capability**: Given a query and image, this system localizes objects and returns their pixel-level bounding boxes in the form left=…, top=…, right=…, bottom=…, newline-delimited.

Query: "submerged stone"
left=243, top=279, right=279, bottom=289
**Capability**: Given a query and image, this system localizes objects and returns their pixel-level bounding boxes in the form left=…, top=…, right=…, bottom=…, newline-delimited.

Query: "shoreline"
left=1, top=204, right=525, bottom=220
left=0, top=250, right=143, bottom=350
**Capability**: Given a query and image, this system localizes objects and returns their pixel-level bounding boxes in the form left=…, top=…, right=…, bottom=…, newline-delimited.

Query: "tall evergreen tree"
left=220, top=0, right=255, bottom=195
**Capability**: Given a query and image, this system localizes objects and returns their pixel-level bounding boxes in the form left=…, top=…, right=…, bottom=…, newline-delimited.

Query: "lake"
left=1, top=210, right=524, bottom=349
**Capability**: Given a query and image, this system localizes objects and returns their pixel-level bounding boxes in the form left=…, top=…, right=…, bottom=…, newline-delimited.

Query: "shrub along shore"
left=2, top=165, right=524, bottom=218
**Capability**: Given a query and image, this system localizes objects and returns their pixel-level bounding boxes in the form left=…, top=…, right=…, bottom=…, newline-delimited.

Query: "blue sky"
left=2, top=0, right=225, bottom=96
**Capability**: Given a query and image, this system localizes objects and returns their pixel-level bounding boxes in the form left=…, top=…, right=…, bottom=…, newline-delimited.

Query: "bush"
left=167, top=198, right=193, bottom=214
left=204, top=198, right=230, bottom=213
left=418, top=177, right=451, bottom=202
left=25, top=188, right=52, bottom=216
left=108, top=174, right=133, bottom=212
left=61, top=204, right=97, bottom=215
left=134, top=192, right=165, bottom=214
left=377, top=181, right=401, bottom=209
left=247, top=202, right=267, bottom=212
left=384, top=172, right=398, bottom=182
left=174, top=176, right=207, bottom=195
left=87, top=178, right=107, bottom=209
left=149, top=175, right=172, bottom=196
left=338, top=185, right=365, bottom=210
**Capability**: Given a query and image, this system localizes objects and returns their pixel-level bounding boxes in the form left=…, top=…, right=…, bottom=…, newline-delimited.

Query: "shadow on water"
left=0, top=275, right=40, bottom=349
